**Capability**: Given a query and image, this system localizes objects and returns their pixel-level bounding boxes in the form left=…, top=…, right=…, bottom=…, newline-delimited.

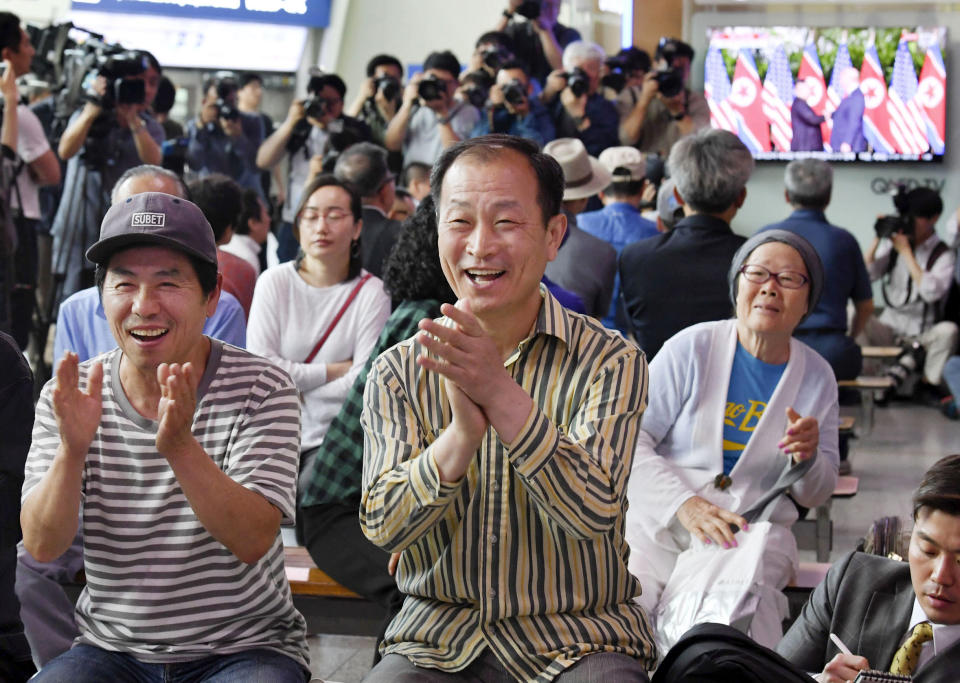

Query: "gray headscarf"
left=728, top=229, right=824, bottom=323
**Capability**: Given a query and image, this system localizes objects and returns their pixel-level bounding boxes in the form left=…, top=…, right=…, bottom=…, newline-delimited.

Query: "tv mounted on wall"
left=704, top=26, right=947, bottom=162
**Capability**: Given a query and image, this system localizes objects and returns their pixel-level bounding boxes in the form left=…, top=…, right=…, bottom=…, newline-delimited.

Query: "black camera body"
left=88, top=50, right=148, bottom=109
left=481, top=46, right=512, bottom=73
left=417, top=74, right=447, bottom=102
left=502, top=80, right=527, bottom=107
left=375, top=76, right=400, bottom=102
left=654, top=67, right=684, bottom=98
left=302, top=95, right=327, bottom=120
left=515, top=0, right=541, bottom=19
left=214, top=98, right=240, bottom=121
left=874, top=214, right=914, bottom=240
left=564, top=68, right=590, bottom=98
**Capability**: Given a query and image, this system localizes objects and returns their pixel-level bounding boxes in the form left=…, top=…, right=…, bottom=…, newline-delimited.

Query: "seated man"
left=359, top=134, right=655, bottom=681
left=759, top=159, right=873, bottom=381
left=777, top=453, right=960, bottom=682
left=578, top=146, right=657, bottom=330
left=20, top=192, right=309, bottom=681
left=619, top=128, right=750, bottom=359
left=861, top=187, right=958, bottom=400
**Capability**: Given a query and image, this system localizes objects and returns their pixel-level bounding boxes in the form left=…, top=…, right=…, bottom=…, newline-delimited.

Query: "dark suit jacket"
left=360, top=206, right=401, bottom=279
left=790, top=98, right=824, bottom=152
left=777, top=551, right=960, bottom=682
left=618, top=213, right=745, bottom=359
left=829, top=89, right=867, bottom=152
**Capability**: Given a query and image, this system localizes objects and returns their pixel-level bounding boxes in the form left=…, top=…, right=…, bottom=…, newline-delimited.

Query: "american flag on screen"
left=916, top=42, right=946, bottom=154
left=729, top=49, right=771, bottom=152
left=704, top=45, right=738, bottom=132
left=825, top=40, right=854, bottom=140
left=798, top=42, right=830, bottom=145
left=886, top=37, right=930, bottom=154
left=860, top=44, right=897, bottom=154
left=762, top=45, right=794, bottom=151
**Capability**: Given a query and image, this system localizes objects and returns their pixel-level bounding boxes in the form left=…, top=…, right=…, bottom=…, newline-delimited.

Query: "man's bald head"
left=111, top=165, right=189, bottom=204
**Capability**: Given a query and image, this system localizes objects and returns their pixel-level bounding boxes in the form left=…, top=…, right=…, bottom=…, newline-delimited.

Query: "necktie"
left=889, top=621, right=934, bottom=675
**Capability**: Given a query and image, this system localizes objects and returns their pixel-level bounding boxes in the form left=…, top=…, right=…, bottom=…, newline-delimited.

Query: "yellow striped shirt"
left=360, top=288, right=656, bottom=681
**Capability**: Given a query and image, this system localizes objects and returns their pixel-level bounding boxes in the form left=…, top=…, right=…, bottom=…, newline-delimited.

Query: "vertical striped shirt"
left=22, top=340, right=309, bottom=670
left=360, top=288, right=656, bottom=681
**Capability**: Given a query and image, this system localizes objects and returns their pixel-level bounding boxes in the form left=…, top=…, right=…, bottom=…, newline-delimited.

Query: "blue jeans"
left=33, top=645, right=309, bottom=683
left=944, top=355, right=960, bottom=399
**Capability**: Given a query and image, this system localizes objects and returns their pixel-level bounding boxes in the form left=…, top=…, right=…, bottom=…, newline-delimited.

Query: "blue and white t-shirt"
left=723, top=342, right=786, bottom=474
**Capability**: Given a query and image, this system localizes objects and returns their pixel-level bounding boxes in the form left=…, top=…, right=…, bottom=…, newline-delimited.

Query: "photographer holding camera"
left=185, top=75, right=264, bottom=195
left=861, top=187, right=959, bottom=400
left=541, top=40, right=619, bottom=156
left=471, top=59, right=555, bottom=147
left=51, top=49, right=163, bottom=302
left=345, top=54, right=404, bottom=153
left=383, top=51, right=479, bottom=167
left=618, top=38, right=709, bottom=157
left=257, top=72, right=370, bottom=262
left=495, top=0, right=579, bottom=86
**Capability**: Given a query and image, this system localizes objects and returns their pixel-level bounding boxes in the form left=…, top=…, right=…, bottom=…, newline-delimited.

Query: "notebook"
left=853, top=671, right=912, bottom=682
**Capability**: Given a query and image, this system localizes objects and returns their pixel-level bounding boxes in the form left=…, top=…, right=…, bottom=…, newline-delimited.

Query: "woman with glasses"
left=248, top=174, right=391, bottom=502
left=624, top=230, right=839, bottom=656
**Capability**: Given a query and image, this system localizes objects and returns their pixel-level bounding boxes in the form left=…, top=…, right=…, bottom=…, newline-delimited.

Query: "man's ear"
left=545, top=213, right=566, bottom=262
left=205, top=272, right=223, bottom=318
left=735, top=187, right=747, bottom=208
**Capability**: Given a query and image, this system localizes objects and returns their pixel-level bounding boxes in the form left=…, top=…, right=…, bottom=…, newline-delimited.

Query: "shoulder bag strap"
left=304, top=273, right=372, bottom=364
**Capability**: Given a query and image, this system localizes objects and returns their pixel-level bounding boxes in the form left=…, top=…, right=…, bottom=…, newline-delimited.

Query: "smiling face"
left=297, top=185, right=361, bottom=267
left=910, top=508, right=960, bottom=624
left=437, top=149, right=564, bottom=325
left=102, top=246, right=218, bottom=374
left=735, top=241, right=809, bottom=340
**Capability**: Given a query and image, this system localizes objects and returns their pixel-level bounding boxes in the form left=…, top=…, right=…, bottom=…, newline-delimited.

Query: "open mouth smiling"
left=129, top=328, right=169, bottom=341
left=465, top=268, right=506, bottom=283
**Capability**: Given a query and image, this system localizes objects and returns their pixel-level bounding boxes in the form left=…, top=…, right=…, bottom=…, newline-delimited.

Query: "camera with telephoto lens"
left=563, top=68, right=590, bottom=98
left=481, top=46, right=512, bottom=72
left=653, top=67, right=684, bottom=98
left=417, top=74, right=447, bottom=102
left=515, top=0, right=541, bottom=19
left=86, top=51, right=148, bottom=109
left=375, top=75, right=400, bottom=102
left=874, top=214, right=913, bottom=240
left=502, top=79, right=527, bottom=107
left=214, top=98, right=240, bottom=121
left=461, top=70, right=493, bottom=110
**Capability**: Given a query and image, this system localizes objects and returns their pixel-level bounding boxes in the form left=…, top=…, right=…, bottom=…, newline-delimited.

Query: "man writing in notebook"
left=777, top=454, right=960, bottom=682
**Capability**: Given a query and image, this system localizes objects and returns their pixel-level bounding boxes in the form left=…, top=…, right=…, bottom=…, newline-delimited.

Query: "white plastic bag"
left=652, top=520, right=797, bottom=656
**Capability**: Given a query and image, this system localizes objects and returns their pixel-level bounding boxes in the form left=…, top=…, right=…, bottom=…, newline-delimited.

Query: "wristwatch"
left=503, top=9, right=514, bottom=19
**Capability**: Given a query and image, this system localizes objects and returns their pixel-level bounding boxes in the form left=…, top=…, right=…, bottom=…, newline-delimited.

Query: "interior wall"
left=683, top=2, right=956, bottom=251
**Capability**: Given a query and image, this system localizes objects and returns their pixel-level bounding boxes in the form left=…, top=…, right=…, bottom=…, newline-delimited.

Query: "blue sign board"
left=71, top=0, right=330, bottom=28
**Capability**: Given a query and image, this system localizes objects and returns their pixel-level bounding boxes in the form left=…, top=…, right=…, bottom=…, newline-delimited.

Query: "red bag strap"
left=304, top=273, right=373, bottom=364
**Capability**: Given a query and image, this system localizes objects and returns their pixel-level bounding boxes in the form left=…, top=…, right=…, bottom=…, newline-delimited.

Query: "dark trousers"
left=1, top=216, right=39, bottom=349
left=793, top=329, right=863, bottom=381
left=300, top=501, right=404, bottom=661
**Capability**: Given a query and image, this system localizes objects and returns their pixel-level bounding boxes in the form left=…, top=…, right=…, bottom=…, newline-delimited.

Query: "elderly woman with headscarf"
left=624, top=229, right=839, bottom=652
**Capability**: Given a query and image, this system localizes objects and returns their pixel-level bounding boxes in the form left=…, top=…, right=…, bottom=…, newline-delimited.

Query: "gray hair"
left=110, top=165, right=188, bottom=205
left=667, top=129, right=754, bottom=215
left=334, top=142, right=391, bottom=198
left=562, top=40, right=605, bottom=72
left=784, top=159, right=832, bottom=209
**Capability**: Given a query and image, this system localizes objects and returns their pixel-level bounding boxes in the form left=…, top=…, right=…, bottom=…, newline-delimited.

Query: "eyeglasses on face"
left=739, top=264, right=808, bottom=289
left=299, top=208, right=352, bottom=225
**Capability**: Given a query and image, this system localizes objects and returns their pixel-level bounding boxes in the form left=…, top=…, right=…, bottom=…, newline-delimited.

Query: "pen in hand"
left=830, top=632, right=853, bottom=656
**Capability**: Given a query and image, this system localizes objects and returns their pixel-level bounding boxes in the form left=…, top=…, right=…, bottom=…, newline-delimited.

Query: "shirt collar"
left=606, top=202, right=641, bottom=215
left=789, top=208, right=827, bottom=222
left=909, top=599, right=960, bottom=657
left=505, top=285, right=571, bottom=366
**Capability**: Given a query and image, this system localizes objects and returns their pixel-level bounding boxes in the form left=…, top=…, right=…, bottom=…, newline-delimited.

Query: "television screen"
left=704, top=26, right=947, bottom=162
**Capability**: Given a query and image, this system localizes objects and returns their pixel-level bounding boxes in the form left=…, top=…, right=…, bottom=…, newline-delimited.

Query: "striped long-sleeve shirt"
left=22, top=341, right=309, bottom=670
left=360, top=288, right=656, bottom=681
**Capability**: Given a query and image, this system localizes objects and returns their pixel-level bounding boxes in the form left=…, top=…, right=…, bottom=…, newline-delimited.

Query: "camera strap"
left=881, top=241, right=950, bottom=329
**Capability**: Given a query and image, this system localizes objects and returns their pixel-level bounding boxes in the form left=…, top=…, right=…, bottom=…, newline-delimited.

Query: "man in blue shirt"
left=579, top=146, right=657, bottom=330
left=471, top=60, right=555, bottom=147
left=759, top=158, right=873, bottom=381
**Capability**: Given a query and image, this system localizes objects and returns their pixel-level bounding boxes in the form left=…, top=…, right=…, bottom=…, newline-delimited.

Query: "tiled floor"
left=306, top=401, right=959, bottom=682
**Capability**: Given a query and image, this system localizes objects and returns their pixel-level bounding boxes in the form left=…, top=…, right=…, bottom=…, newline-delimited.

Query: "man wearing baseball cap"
left=578, top=146, right=657, bottom=331
left=20, top=193, right=309, bottom=681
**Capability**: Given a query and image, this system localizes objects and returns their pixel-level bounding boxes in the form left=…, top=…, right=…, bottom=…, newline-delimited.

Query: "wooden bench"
left=862, top=346, right=902, bottom=361
left=284, top=546, right=364, bottom=599
left=794, top=475, right=859, bottom=562
left=839, top=416, right=855, bottom=433
left=838, top=376, right=895, bottom=434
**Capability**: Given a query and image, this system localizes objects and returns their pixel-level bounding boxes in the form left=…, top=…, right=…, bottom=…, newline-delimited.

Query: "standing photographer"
left=541, top=40, right=619, bottom=156
left=51, top=50, right=163, bottom=303
left=185, top=75, right=263, bottom=196
left=495, top=0, right=579, bottom=86
left=471, top=59, right=555, bottom=147
left=345, top=54, right=403, bottom=150
left=257, top=72, right=370, bottom=262
left=861, top=187, right=959, bottom=399
left=618, top=38, right=709, bottom=157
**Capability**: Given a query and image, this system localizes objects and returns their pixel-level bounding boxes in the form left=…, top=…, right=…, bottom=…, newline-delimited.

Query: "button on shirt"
left=903, top=600, right=960, bottom=673
left=360, top=288, right=656, bottom=681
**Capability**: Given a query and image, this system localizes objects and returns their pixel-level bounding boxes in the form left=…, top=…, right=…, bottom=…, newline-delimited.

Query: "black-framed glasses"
left=739, top=264, right=808, bottom=289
